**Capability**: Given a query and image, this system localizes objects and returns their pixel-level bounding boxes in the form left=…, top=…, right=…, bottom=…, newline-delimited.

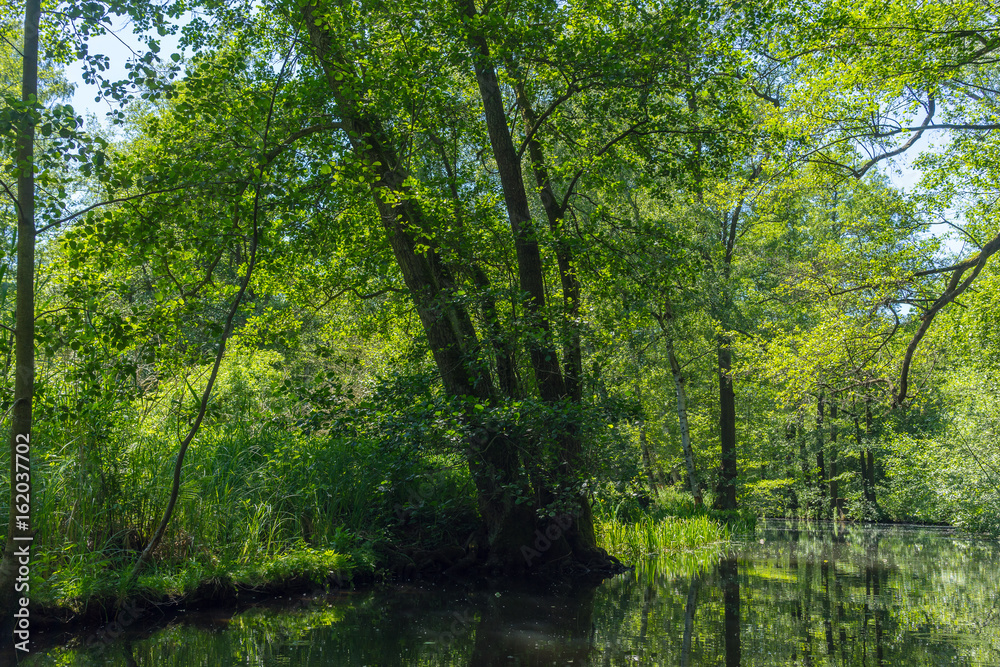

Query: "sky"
left=66, top=18, right=186, bottom=124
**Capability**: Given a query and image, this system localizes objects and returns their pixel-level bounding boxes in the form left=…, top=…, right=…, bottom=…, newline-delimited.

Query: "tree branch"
left=894, top=230, right=1000, bottom=406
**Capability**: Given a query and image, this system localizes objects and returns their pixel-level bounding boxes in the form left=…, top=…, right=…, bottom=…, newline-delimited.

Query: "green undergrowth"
left=594, top=486, right=756, bottom=561
left=596, top=515, right=729, bottom=561
left=33, top=546, right=365, bottom=612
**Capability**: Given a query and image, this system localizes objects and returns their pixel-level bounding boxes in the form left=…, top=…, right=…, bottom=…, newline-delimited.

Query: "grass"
left=596, top=514, right=730, bottom=561
left=33, top=545, right=362, bottom=613
left=22, top=403, right=399, bottom=611
left=592, top=485, right=757, bottom=563
left=15, top=348, right=751, bottom=615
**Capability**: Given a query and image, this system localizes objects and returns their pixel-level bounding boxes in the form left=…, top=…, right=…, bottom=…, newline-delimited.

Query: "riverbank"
left=24, top=521, right=998, bottom=666
left=27, top=509, right=740, bottom=637
left=30, top=547, right=362, bottom=635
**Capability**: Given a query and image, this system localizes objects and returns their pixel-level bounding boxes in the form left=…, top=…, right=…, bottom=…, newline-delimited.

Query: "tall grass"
left=20, top=408, right=405, bottom=605
left=596, top=515, right=729, bottom=561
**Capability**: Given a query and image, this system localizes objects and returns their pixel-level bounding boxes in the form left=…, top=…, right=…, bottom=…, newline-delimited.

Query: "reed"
left=596, top=515, right=729, bottom=561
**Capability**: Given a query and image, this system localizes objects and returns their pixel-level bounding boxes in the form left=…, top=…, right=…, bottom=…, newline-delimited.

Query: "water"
left=23, top=521, right=1000, bottom=665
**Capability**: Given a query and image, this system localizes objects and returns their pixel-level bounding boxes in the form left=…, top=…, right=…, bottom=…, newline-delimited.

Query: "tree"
left=0, top=0, right=183, bottom=635
left=768, top=0, right=1000, bottom=409
left=0, top=0, right=40, bottom=642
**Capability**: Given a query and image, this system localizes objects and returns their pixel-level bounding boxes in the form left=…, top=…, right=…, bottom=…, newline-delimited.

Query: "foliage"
left=1, top=0, right=1000, bottom=633
left=596, top=515, right=728, bottom=561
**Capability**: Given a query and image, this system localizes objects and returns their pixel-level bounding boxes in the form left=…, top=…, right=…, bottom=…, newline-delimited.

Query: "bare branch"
left=895, top=230, right=1000, bottom=406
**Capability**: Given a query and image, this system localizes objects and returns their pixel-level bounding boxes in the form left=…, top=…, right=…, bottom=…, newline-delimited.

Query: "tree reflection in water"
left=22, top=521, right=1000, bottom=666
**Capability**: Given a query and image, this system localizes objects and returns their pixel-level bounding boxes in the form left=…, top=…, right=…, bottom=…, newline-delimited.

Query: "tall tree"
left=0, top=0, right=40, bottom=640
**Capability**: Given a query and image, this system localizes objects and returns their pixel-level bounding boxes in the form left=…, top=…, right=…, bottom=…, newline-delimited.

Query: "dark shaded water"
left=22, top=521, right=1000, bottom=665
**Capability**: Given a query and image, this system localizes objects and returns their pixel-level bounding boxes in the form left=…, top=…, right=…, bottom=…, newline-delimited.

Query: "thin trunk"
left=1, top=0, right=40, bottom=643
left=470, top=265, right=519, bottom=399
left=667, top=339, right=702, bottom=505
left=432, top=137, right=519, bottom=399
left=864, top=403, right=877, bottom=508
left=639, top=427, right=658, bottom=491
left=799, top=413, right=812, bottom=516
left=866, top=450, right=877, bottom=504
left=125, top=50, right=331, bottom=585
left=715, top=339, right=738, bottom=510
left=634, top=379, right=657, bottom=491
left=510, top=74, right=582, bottom=401
left=829, top=402, right=840, bottom=518
left=856, top=414, right=869, bottom=501
left=816, top=394, right=827, bottom=516
left=127, top=214, right=259, bottom=587
left=785, top=424, right=799, bottom=513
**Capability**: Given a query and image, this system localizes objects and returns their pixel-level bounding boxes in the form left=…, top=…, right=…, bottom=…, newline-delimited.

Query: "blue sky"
left=66, top=17, right=186, bottom=122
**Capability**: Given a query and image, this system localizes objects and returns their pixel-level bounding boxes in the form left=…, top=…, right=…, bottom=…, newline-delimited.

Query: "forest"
left=1, top=0, right=999, bottom=652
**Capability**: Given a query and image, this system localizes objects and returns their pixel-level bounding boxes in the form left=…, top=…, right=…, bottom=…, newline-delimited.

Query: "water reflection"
left=24, top=521, right=1000, bottom=666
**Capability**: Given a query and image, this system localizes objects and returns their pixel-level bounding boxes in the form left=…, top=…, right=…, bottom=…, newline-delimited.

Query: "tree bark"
left=667, top=339, right=703, bottom=505
left=854, top=409, right=878, bottom=517
left=864, top=402, right=879, bottom=512
left=456, top=0, right=612, bottom=568
left=458, top=0, right=566, bottom=405
left=1, top=0, right=40, bottom=641
left=639, top=426, right=658, bottom=491
left=828, top=402, right=841, bottom=518
left=303, top=6, right=545, bottom=569
left=510, top=74, right=583, bottom=402
left=785, top=424, right=799, bottom=513
left=816, top=394, right=827, bottom=517
left=432, top=137, right=520, bottom=399
left=714, top=339, right=738, bottom=510
left=856, top=414, right=869, bottom=500
left=304, top=5, right=617, bottom=572
left=799, top=412, right=812, bottom=516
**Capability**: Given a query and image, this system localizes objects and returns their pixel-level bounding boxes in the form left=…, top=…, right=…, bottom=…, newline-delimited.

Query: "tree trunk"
left=856, top=415, right=869, bottom=500
left=854, top=410, right=878, bottom=517
left=864, top=403, right=878, bottom=510
left=432, top=138, right=520, bottom=400
left=828, top=402, right=841, bottom=519
left=639, top=426, right=659, bottom=491
left=714, top=339, right=738, bottom=510
left=785, top=424, right=799, bottom=513
left=1, top=0, right=40, bottom=644
left=459, top=0, right=565, bottom=404
left=798, top=413, right=812, bottom=516
left=303, top=6, right=544, bottom=570
left=305, top=5, right=614, bottom=572
left=816, top=394, right=827, bottom=517
left=456, top=0, right=612, bottom=569
left=667, top=339, right=703, bottom=505
left=510, top=74, right=583, bottom=402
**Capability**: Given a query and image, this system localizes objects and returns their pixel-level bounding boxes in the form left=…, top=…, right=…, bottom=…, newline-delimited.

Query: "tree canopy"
left=3, top=0, right=1000, bottom=642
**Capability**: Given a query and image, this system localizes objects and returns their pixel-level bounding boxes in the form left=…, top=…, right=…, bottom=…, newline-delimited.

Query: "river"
left=22, top=520, right=1000, bottom=665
